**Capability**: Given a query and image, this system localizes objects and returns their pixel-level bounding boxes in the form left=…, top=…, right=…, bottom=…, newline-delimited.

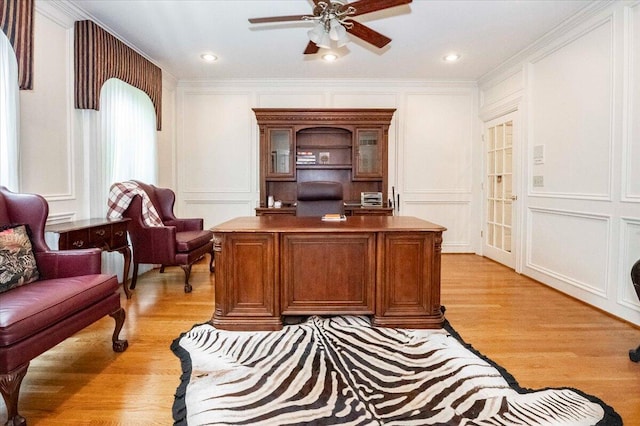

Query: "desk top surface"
left=211, top=215, right=446, bottom=233
left=45, top=217, right=130, bottom=233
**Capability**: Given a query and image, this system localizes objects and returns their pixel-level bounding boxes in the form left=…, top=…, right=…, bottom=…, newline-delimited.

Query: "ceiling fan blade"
left=346, top=20, right=392, bottom=48
left=248, top=14, right=308, bottom=24
left=346, top=0, right=412, bottom=17
left=304, top=41, right=320, bottom=55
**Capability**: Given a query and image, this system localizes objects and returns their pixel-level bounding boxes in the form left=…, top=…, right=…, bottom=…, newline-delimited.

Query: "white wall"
left=175, top=81, right=479, bottom=253
left=479, top=0, right=640, bottom=326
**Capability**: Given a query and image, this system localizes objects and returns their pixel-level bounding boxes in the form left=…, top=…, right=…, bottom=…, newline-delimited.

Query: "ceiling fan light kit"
left=249, top=0, right=413, bottom=55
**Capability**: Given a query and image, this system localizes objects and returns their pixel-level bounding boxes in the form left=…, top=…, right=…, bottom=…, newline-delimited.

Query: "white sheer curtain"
left=0, top=31, right=20, bottom=191
left=87, top=77, right=158, bottom=281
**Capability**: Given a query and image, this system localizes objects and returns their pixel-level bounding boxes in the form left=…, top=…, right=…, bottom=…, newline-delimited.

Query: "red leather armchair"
left=630, top=259, right=640, bottom=362
left=0, top=186, right=127, bottom=426
left=122, top=181, right=214, bottom=293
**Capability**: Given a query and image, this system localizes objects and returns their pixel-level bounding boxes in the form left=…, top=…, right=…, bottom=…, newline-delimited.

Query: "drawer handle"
left=95, top=230, right=106, bottom=236
left=72, top=240, right=85, bottom=248
left=115, top=231, right=124, bottom=237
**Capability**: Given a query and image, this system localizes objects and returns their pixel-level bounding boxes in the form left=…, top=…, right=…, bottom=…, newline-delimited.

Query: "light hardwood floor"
left=2, top=254, right=639, bottom=425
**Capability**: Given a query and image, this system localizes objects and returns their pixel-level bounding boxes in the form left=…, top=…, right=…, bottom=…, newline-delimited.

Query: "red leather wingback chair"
left=122, top=181, right=214, bottom=293
left=296, top=181, right=345, bottom=217
left=630, top=259, right=640, bottom=362
left=0, top=186, right=127, bottom=426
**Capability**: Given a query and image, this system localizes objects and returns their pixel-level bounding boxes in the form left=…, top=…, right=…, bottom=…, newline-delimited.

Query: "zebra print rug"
left=171, top=315, right=621, bottom=426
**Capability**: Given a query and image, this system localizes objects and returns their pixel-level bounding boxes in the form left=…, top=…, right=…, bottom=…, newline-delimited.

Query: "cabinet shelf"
left=296, top=164, right=352, bottom=170
left=297, top=145, right=351, bottom=150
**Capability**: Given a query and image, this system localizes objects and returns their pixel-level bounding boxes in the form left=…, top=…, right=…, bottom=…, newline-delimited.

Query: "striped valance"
left=0, top=0, right=34, bottom=90
left=74, top=20, right=162, bottom=130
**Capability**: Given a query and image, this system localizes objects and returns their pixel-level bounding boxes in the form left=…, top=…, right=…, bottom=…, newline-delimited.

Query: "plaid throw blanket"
left=107, top=181, right=163, bottom=227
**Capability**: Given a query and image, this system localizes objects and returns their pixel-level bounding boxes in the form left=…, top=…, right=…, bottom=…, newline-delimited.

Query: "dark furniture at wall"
left=121, top=181, right=214, bottom=293
left=296, top=181, right=344, bottom=217
left=46, top=218, right=132, bottom=298
left=211, top=215, right=446, bottom=331
left=630, top=258, right=640, bottom=362
left=0, top=186, right=127, bottom=426
left=254, top=108, right=395, bottom=217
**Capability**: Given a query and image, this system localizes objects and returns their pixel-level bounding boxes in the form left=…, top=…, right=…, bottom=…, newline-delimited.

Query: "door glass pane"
left=504, top=174, right=512, bottom=199
left=496, top=124, right=504, bottom=149
left=504, top=226, right=512, bottom=252
left=504, top=147, right=512, bottom=174
left=505, top=122, right=513, bottom=147
left=504, top=202, right=512, bottom=226
left=496, top=175, right=503, bottom=198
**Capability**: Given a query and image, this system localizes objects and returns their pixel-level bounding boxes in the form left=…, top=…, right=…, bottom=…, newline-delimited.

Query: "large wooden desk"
left=211, top=216, right=446, bottom=331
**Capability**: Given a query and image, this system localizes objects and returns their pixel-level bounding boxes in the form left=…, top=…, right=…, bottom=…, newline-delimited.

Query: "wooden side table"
left=46, top=218, right=132, bottom=299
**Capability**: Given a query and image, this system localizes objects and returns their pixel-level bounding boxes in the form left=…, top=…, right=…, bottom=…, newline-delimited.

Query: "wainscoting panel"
left=403, top=92, right=474, bottom=194
left=402, top=200, right=472, bottom=253
left=183, top=200, right=255, bottom=230
left=624, top=3, right=640, bottom=202
left=620, top=218, right=640, bottom=309
left=20, top=10, right=74, bottom=200
left=180, top=92, right=254, bottom=195
left=529, top=18, right=613, bottom=200
left=527, top=208, right=610, bottom=296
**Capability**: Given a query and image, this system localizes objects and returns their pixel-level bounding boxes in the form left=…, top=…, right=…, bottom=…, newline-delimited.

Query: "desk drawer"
left=89, top=225, right=110, bottom=249
left=111, top=222, right=128, bottom=249
left=62, top=229, right=91, bottom=249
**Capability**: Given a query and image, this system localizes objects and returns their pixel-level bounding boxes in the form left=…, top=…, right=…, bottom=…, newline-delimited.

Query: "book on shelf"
left=296, top=153, right=316, bottom=165
left=321, top=214, right=347, bottom=221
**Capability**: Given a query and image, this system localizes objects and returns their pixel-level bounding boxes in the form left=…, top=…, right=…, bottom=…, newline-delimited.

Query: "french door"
left=483, top=113, right=517, bottom=269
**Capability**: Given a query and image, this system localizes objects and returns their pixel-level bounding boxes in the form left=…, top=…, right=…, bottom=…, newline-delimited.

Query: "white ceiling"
left=62, top=0, right=593, bottom=81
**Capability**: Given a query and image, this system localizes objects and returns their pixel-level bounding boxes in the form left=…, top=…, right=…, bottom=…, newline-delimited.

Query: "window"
left=90, top=77, right=158, bottom=281
left=100, top=77, right=158, bottom=186
left=0, top=31, right=19, bottom=190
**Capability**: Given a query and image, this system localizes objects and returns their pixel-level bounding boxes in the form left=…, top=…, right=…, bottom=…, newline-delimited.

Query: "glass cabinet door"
left=354, top=129, right=382, bottom=179
left=266, top=128, right=294, bottom=178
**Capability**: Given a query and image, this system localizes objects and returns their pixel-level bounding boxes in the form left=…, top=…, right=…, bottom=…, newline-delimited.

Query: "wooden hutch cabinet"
left=253, top=108, right=395, bottom=216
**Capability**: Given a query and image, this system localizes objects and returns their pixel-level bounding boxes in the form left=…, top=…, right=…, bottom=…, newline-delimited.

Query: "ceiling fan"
left=248, top=0, right=413, bottom=54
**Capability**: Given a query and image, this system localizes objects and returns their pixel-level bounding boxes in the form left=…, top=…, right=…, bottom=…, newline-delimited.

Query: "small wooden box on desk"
left=46, top=218, right=133, bottom=298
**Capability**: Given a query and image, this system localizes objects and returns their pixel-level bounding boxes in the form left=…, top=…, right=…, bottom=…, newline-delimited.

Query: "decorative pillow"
left=0, top=224, right=40, bottom=293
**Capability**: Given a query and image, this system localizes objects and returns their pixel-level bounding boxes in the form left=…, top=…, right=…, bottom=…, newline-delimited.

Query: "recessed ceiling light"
left=322, top=53, right=338, bottom=62
left=443, top=53, right=461, bottom=62
left=200, top=53, right=218, bottom=62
